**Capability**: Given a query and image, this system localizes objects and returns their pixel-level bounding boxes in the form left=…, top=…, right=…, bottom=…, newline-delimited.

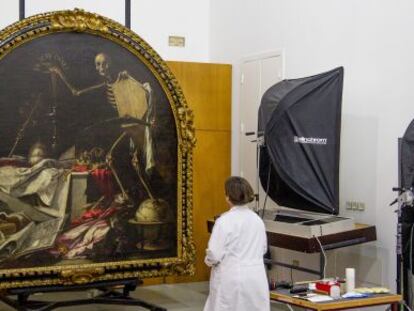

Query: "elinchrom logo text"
left=293, top=136, right=327, bottom=145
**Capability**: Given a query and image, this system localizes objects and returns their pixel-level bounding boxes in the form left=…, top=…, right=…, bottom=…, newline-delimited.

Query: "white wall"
left=0, top=0, right=19, bottom=29
left=132, top=0, right=210, bottom=62
left=26, top=0, right=125, bottom=25
left=0, top=0, right=210, bottom=62
left=210, top=0, right=414, bottom=289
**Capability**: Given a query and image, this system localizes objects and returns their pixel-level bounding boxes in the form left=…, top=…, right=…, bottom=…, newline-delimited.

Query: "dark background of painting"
left=0, top=32, right=178, bottom=264
left=0, top=33, right=177, bottom=167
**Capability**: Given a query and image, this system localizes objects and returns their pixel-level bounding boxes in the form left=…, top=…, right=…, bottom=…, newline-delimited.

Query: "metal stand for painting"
left=0, top=278, right=167, bottom=311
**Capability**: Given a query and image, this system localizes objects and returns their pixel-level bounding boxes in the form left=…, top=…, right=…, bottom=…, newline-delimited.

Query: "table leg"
left=391, top=302, right=400, bottom=311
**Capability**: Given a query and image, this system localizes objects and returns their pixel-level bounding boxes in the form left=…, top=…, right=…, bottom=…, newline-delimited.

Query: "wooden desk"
left=270, top=290, right=401, bottom=311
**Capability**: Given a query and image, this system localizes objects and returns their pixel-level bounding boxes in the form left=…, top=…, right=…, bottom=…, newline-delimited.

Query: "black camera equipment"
left=392, top=119, right=414, bottom=309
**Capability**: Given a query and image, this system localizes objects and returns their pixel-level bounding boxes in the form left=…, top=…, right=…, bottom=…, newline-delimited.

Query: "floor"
left=0, top=281, right=286, bottom=310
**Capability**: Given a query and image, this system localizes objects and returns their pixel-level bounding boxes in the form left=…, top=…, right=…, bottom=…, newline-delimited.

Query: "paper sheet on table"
left=307, top=295, right=334, bottom=302
left=294, top=294, right=334, bottom=302
left=342, top=292, right=370, bottom=298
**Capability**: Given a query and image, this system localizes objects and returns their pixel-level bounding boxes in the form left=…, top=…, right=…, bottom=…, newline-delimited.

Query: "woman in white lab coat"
left=203, top=176, right=270, bottom=311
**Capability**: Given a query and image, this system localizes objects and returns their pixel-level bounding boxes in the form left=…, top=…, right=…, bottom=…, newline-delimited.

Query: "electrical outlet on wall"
left=352, top=201, right=359, bottom=210
left=357, top=202, right=365, bottom=211
left=345, top=201, right=366, bottom=211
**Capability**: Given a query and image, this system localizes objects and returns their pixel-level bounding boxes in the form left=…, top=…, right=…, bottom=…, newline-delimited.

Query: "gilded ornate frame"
left=0, top=9, right=195, bottom=289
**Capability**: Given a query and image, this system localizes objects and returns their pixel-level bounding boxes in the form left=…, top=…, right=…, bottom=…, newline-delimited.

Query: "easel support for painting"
left=0, top=278, right=167, bottom=311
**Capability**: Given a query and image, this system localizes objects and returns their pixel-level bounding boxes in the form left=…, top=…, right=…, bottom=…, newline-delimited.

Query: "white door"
left=239, top=52, right=283, bottom=209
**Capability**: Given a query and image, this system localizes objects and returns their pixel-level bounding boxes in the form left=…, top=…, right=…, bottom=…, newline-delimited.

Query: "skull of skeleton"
left=95, top=53, right=110, bottom=77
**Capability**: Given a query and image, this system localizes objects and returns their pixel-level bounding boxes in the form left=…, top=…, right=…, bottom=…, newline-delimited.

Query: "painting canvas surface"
left=0, top=32, right=179, bottom=270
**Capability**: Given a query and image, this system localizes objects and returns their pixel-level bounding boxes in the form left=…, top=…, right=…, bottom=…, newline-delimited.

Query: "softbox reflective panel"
left=401, top=119, right=414, bottom=189
left=258, top=67, right=344, bottom=214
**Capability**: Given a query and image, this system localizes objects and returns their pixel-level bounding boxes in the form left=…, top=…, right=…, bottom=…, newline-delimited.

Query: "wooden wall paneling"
left=167, top=61, right=232, bottom=131
left=144, top=61, right=231, bottom=284
left=186, top=129, right=231, bottom=281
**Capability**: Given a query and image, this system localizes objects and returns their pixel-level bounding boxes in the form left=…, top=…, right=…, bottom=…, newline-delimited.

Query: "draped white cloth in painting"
left=203, top=205, right=270, bottom=311
left=0, top=158, right=70, bottom=257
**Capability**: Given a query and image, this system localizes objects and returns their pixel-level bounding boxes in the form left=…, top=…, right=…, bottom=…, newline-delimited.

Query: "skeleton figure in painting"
left=0, top=50, right=171, bottom=265
left=45, top=53, right=170, bottom=259
left=50, top=52, right=155, bottom=174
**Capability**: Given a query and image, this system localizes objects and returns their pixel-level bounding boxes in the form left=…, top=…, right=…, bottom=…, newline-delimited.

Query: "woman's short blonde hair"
left=224, top=176, right=254, bottom=205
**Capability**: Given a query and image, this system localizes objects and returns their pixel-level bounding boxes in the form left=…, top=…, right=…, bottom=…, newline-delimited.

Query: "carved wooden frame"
left=0, top=9, right=195, bottom=289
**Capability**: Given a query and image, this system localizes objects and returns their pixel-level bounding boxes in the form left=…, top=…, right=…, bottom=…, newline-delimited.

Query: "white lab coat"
left=203, top=205, right=270, bottom=311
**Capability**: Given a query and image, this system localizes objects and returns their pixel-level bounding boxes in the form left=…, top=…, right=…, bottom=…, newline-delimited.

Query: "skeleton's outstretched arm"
left=50, top=67, right=105, bottom=96
left=72, top=83, right=106, bottom=96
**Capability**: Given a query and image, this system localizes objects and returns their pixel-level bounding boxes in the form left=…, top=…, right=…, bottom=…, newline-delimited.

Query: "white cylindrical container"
left=346, top=268, right=355, bottom=292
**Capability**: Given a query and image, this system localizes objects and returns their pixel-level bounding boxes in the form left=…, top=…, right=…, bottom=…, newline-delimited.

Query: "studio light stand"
left=391, top=138, right=414, bottom=311
left=391, top=187, right=413, bottom=296
left=244, top=131, right=265, bottom=215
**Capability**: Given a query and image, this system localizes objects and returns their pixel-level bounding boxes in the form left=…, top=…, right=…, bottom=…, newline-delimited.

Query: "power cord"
left=261, top=163, right=272, bottom=219
left=314, top=235, right=327, bottom=279
left=285, top=304, right=294, bottom=311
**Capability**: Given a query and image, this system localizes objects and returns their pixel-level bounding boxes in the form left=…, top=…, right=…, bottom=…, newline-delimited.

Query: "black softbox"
left=399, top=120, right=414, bottom=302
left=258, top=67, right=344, bottom=215
left=401, top=120, right=414, bottom=189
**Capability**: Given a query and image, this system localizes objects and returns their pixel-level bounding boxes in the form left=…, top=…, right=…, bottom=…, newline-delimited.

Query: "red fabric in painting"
left=90, top=168, right=115, bottom=199
left=72, top=165, right=89, bottom=172
left=71, top=205, right=119, bottom=226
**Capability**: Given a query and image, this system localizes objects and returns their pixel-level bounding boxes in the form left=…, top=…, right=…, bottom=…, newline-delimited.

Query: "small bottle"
left=330, top=285, right=340, bottom=299
left=346, top=268, right=355, bottom=293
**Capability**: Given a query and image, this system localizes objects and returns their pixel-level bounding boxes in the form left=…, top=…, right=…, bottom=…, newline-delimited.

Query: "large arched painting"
left=0, top=9, right=195, bottom=288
